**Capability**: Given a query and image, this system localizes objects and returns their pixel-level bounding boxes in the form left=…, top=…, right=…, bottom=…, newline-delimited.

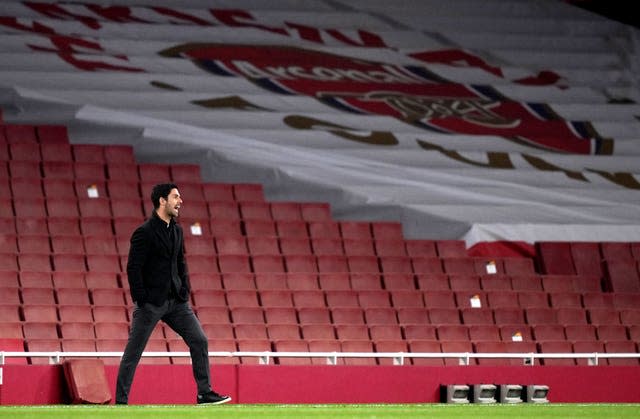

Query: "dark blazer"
left=126, top=211, right=190, bottom=306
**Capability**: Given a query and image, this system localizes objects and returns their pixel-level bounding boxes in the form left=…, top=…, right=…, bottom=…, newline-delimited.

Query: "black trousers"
left=115, top=299, right=211, bottom=403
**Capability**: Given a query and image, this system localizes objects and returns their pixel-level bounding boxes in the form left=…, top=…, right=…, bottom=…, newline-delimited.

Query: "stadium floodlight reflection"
left=472, top=384, right=497, bottom=404
left=441, top=384, right=470, bottom=404
left=499, top=384, right=523, bottom=404
left=525, top=385, right=549, bottom=403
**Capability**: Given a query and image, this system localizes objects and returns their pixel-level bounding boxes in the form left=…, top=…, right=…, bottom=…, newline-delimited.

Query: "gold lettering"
left=522, top=154, right=587, bottom=181
left=416, top=138, right=514, bottom=168
left=192, top=95, right=267, bottom=111
left=587, top=169, right=640, bottom=189
left=284, top=115, right=398, bottom=146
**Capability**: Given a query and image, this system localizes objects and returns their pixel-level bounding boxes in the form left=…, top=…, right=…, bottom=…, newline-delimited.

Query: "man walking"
left=116, top=183, right=230, bottom=405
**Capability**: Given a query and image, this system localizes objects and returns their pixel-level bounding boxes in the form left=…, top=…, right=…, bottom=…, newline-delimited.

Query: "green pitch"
left=1, top=404, right=640, bottom=419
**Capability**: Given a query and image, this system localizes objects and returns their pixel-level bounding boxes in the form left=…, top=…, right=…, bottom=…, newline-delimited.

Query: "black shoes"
left=197, top=390, right=232, bottom=405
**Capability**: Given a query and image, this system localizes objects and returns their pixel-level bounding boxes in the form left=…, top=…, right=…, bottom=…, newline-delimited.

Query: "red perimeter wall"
left=1, top=364, right=639, bottom=405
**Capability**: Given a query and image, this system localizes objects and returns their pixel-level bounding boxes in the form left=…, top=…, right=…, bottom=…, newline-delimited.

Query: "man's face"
left=160, top=188, right=182, bottom=219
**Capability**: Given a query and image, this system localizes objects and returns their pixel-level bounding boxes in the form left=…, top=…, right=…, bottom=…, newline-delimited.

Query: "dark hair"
left=151, top=183, right=179, bottom=209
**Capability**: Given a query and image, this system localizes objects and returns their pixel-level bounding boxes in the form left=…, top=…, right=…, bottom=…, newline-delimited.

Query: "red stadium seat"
left=339, top=222, right=372, bottom=240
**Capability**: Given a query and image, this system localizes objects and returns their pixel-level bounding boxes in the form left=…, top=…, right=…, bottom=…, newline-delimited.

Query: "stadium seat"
left=375, top=340, right=409, bottom=365
left=286, top=273, right=319, bottom=290
left=343, top=239, right=376, bottom=256
left=511, top=275, right=544, bottom=291
left=308, top=339, right=343, bottom=365
left=411, top=257, right=444, bottom=274
left=263, top=307, right=297, bottom=324
left=403, top=324, right=437, bottom=341
left=339, top=222, right=372, bottom=240
left=416, top=274, right=450, bottom=291
left=226, top=290, right=260, bottom=308
left=604, top=260, right=640, bottom=292
left=525, top=308, right=558, bottom=325
left=22, top=305, right=58, bottom=323
left=460, top=308, right=494, bottom=325
left=350, top=273, right=382, bottom=290
left=404, top=240, right=438, bottom=258
left=389, top=290, right=423, bottom=308
left=259, top=290, right=294, bottom=308
left=308, top=221, right=341, bottom=239
left=245, top=236, right=279, bottom=255
left=301, top=324, right=335, bottom=341
left=243, top=220, right=276, bottom=236
left=486, top=290, right=519, bottom=309
left=187, top=255, right=220, bottom=274
left=340, top=340, right=377, bottom=365
left=538, top=341, right=575, bottom=366
left=612, top=293, right=640, bottom=309
left=423, top=290, right=456, bottom=309
left=91, top=289, right=126, bottom=306
left=239, top=202, right=272, bottom=220
left=347, top=255, right=379, bottom=273
left=251, top=254, right=285, bottom=273
left=297, top=307, right=331, bottom=325
left=315, top=255, right=348, bottom=273
left=269, top=202, right=302, bottom=221
left=222, top=272, right=256, bottom=291
left=59, top=322, right=95, bottom=340
left=449, top=274, right=480, bottom=292
left=92, top=306, right=129, bottom=323
left=596, top=325, right=629, bottom=341
left=428, top=308, right=461, bottom=325
left=311, top=238, right=344, bottom=256
left=397, top=308, right=430, bottom=326
left=439, top=341, right=474, bottom=365
left=455, top=291, right=488, bottom=309
left=604, top=341, right=639, bottom=366
left=572, top=341, right=606, bottom=366
left=564, top=324, right=597, bottom=342
left=292, top=291, right=326, bottom=308
left=267, top=324, right=301, bottom=341
left=25, top=339, right=62, bottom=365
left=517, top=291, right=549, bottom=309
left=556, top=308, right=588, bottom=325
left=441, top=257, right=476, bottom=274
left=278, top=237, right=312, bottom=255
left=437, top=324, right=469, bottom=341
left=231, top=307, right=265, bottom=324
left=275, top=220, right=309, bottom=239
left=587, top=308, right=621, bottom=325
left=600, top=242, right=634, bottom=262
left=570, top=242, right=604, bottom=278
left=318, top=273, right=351, bottom=291
left=233, top=184, right=264, bottom=202
left=189, top=273, right=222, bottom=290
left=273, top=340, right=310, bottom=365
left=325, top=290, right=359, bottom=308
left=499, top=325, right=533, bottom=342
left=299, top=203, right=331, bottom=222
left=581, top=292, right=615, bottom=309
left=535, top=242, right=575, bottom=275
left=408, top=340, right=443, bottom=366
left=253, top=273, right=287, bottom=290
left=285, top=255, right=318, bottom=273
left=330, top=307, right=365, bottom=325
left=201, top=323, right=234, bottom=340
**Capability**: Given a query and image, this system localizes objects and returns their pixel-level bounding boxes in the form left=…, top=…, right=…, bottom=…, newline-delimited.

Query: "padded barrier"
left=62, top=359, right=111, bottom=404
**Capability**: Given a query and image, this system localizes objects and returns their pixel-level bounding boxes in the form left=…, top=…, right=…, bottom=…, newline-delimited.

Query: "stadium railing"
left=1, top=351, right=639, bottom=366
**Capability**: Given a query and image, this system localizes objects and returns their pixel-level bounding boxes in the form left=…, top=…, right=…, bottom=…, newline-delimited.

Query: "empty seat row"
left=0, top=271, right=123, bottom=289
left=0, top=253, right=125, bottom=273
left=536, top=241, right=640, bottom=276
left=1, top=287, right=130, bottom=306
left=11, top=337, right=637, bottom=366
left=0, top=124, right=69, bottom=145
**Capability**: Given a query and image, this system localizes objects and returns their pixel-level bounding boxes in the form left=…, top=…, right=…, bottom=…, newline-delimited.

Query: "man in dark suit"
left=115, top=183, right=230, bottom=405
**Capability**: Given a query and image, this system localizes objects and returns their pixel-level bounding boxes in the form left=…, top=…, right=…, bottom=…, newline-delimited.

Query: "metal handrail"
left=2, top=351, right=639, bottom=366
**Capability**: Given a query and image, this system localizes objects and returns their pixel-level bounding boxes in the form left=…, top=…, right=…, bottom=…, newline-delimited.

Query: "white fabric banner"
left=1, top=0, right=639, bottom=247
